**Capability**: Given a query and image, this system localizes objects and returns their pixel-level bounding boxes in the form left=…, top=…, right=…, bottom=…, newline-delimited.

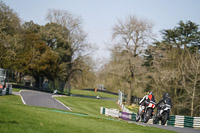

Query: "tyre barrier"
left=100, top=107, right=200, bottom=128
left=167, top=115, right=200, bottom=128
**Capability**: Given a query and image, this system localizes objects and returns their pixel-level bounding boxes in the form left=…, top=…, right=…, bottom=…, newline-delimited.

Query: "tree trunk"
left=52, top=80, right=55, bottom=90
left=127, top=83, right=133, bottom=105
left=191, top=93, right=194, bottom=117
left=16, top=72, right=22, bottom=83
left=64, top=81, right=71, bottom=95
left=60, top=81, right=65, bottom=92
left=191, top=60, right=199, bottom=117
left=34, top=76, right=44, bottom=90
left=40, top=77, right=44, bottom=90
left=35, top=77, right=40, bottom=89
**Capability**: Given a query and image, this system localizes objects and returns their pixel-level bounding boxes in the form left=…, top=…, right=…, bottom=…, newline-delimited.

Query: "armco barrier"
left=101, top=107, right=200, bottom=128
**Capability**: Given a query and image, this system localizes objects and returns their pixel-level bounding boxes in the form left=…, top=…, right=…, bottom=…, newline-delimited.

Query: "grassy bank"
left=56, top=96, right=118, bottom=116
left=12, top=88, right=22, bottom=92
left=71, top=89, right=118, bottom=99
left=0, top=95, right=174, bottom=133
left=12, top=88, right=118, bottom=99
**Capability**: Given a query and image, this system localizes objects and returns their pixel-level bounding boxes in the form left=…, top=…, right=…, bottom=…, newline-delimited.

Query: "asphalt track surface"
left=129, top=121, right=200, bottom=133
left=20, top=90, right=70, bottom=111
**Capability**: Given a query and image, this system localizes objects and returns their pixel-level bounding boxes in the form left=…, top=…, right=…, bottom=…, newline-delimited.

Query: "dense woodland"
left=0, top=2, right=200, bottom=117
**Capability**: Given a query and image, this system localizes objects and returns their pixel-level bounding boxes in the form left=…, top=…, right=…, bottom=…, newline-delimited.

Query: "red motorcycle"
left=136, top=101, right=156, bottom=123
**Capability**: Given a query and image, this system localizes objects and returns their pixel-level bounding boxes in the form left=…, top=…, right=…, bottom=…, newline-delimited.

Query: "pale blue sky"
left=3, top=0, right=200, bottom=59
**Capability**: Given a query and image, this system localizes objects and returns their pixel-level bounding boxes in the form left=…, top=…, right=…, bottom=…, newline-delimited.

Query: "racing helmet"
left=163, top=93, right=169, bottom=98
left=148, top=91, right=153, bottom=95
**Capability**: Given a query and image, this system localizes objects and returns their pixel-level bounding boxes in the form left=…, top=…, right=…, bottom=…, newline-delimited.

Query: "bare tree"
left=46, top=9, right=89, bottom=59
left=151, top=21, right=200, bottom=116
left=146, top=43, right=183, bottom=115
left=46, top=9, right=93, bottom=91
left=110, top=15, right=154, bottom=105
left=181, top=50, right=200, bottom=116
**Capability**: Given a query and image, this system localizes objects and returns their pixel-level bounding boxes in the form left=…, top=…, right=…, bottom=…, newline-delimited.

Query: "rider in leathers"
left=138, top=92, right=156, bottom=115
left=156, top=93, right=172, bottom=120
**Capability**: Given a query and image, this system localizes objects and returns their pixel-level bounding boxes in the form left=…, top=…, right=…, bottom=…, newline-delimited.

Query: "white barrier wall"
left=100, top=107, right=120, bottom=118
left=193, top=117, right=200, bottom=128
left=100, top=107, right=200, bottom=128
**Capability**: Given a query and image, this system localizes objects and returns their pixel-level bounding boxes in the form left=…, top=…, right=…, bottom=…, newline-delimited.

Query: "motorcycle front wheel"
left=161, top=112, right=168, bottom=125
left=153, top=116, right=158, bottom=124
left=144, top=109, right=152, bottom=123
left=135, top=111, right=140, bottom=122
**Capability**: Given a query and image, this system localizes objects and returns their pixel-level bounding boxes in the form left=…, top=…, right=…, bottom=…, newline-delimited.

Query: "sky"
left=3, top=0, right=200, bottom=60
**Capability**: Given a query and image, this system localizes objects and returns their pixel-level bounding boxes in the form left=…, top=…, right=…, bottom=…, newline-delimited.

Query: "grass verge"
left=12, top=88, right=22, bottom=92
left=12, top=88, right=118, bottom=99
left=56, top=96, right=118, bottom=116
left=70, top=89, right=118, bottom=99
left=0, top=95, right=175, bottom=133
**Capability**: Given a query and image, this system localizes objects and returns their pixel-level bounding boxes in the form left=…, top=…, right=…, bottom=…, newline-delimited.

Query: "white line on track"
left=52, top=95, right=72, bottom=111
left=19, top=90, right=71, bottom=111
left=19, top=90, right=26, bottom=105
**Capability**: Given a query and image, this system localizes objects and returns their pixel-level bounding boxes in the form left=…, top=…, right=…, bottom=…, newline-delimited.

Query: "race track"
left=20, top=90, right=70, bottom=111
left=129, top=121, right=200, bottom=133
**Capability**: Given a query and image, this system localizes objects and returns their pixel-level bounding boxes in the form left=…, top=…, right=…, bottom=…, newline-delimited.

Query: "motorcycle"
left=153, top=104, right=171, bottom=125
left=136, top=101, right=156, bottom=123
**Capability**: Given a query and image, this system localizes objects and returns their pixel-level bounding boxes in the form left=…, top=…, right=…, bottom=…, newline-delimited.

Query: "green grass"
left=12, top=88, right=22, bottom=92
left=70, top=89, right=118, bottom=99
left=0, top=95, right=175, bottom=133
left=12, top=88, right=118, bottom=99
left=56, top=96, right=118, bottom=116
